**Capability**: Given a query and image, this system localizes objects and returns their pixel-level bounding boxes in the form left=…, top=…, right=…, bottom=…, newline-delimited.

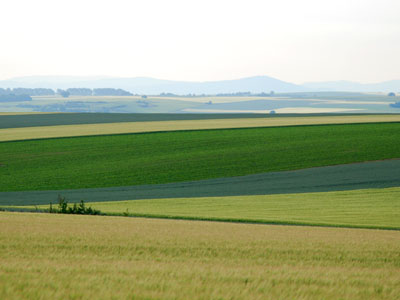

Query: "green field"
left=1, top=123, right=400, bottom=192
left=80, top=187, right=399, bottom=230
left=1, top=212, right=399, bottom=300
left=1, top=159, right=399, bottom=206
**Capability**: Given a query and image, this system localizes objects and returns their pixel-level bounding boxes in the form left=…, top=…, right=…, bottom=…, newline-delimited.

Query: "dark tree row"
left=0, top=94, right=32, bottom=102
left=92, top=88, right=133, bottom=96
left=0, top=87, right=134, bottom=97
left=216, top=91, right=275, bottom=97
left=0, top=88, right=54, bottom=96
left=57, top=88, right=133, bottom=97
left=158, top=91, right=276, bottom=97
left=66, top=88, right=92, bottom=96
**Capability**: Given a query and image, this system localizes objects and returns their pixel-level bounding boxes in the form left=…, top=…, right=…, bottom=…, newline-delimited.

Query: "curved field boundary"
left=1, top=114, right=400, bottom=142
left=1, top=159, right=399, bottom=206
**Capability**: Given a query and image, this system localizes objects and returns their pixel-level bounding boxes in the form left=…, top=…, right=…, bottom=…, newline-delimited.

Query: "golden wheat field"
left=0, top=212, right=399, bottom=300
left=1, top=114, right=400, bottom=141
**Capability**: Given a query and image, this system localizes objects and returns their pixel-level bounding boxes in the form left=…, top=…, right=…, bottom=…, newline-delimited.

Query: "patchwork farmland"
left=1, top=112, right=400, bottom=299
left=1, top=113, right=400, bottom=142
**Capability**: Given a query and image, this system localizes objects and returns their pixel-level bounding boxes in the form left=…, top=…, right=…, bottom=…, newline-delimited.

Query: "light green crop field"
left=31, top=187, right=397, bottom=230
left=1, top=114, right=400, bottom=142
left=0, top=212, right=399, bottom=300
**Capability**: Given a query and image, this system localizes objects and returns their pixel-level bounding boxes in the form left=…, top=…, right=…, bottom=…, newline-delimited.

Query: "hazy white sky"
left=1, top=0, right=399, bottom=83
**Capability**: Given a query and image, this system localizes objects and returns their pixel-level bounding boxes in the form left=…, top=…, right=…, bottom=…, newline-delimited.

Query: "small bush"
left=49, top=195, right=101, bottom=215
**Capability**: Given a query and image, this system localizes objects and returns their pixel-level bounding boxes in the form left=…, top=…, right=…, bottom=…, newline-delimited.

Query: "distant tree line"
left=215, top=91, right=275, bottom=97
left=159, top=92, right=180, bottom=97
left=66, top=88, right=92, bottom=96
left=0, top=88, right=54, bottom=96
left=0, top=87, right=134, bottom=98
left=216, top=91, right=252, bottom=96
left=92, top=88, right=133, bottom=96
left=1, top=87, right=281, bottom=99
left=0, top=94, right=32, bottom=102
left=157, top=91, right=276, bottom=97
left=57, top=89, right=70, bottom=98
left=56, top=88, right=134, bottom=97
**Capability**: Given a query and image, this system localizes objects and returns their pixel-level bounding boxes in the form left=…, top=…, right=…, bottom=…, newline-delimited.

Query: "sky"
left=1, top=0, right=399, bottom=84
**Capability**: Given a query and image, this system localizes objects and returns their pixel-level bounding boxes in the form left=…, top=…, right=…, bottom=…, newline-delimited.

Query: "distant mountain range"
left=0, top=75, right=399, bottom=94
left=0, top=76, right=305, bottom=94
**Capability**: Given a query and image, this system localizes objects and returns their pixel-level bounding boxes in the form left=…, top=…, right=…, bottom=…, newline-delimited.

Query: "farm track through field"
left=1, top=160, right=399, bottom=206
left=1, top=114, right=400, bottom=141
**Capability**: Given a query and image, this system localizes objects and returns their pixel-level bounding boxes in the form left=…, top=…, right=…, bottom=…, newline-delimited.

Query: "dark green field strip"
left=1, top=160, right=399, bottom=206
left=0, top=112, right=274, bottom=129
left=0, top=112, right=386, bottom=129
left=1, top=123, right=400, bottom=192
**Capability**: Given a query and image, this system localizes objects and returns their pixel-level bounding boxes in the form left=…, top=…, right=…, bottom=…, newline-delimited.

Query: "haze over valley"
left=1, top=1, right=400, bottom=299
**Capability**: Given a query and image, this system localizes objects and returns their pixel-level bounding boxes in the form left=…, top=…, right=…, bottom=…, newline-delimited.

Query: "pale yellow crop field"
left=0, top=212, right=399, bottom=300
left=1, top=114, right=400, bottom=142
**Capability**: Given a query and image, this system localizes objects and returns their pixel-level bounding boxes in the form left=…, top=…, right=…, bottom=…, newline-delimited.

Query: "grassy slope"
left=82, top=187, right=400, bottom=230
left=1, top=123, right=400, bottom=192
left=1, top=115, right=400, bottom=142
left=1, top=212, right=399, bottom=300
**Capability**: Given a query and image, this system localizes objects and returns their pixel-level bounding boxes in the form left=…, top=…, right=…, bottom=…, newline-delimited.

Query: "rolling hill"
left=1, top=75, right=399, bottom=94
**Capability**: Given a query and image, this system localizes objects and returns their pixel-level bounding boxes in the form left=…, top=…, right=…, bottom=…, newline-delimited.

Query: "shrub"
left=49, top=195, right=101, bottom=215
